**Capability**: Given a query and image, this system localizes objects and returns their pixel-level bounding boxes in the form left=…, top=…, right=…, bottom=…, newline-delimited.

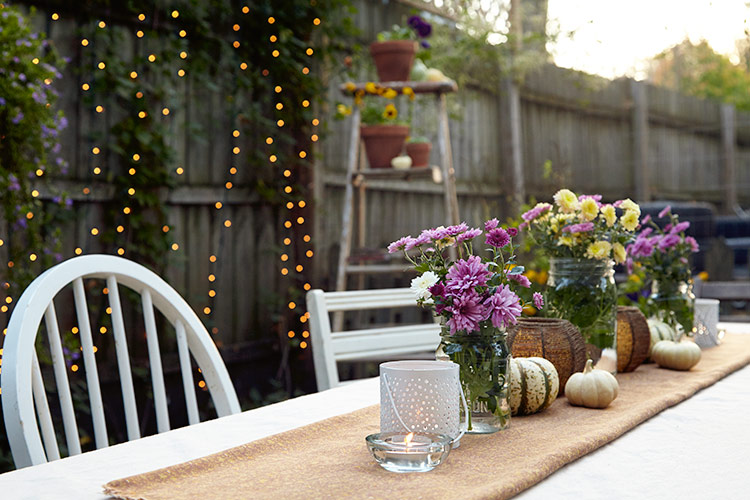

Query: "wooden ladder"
left=335, top=80, right=461, bottom=295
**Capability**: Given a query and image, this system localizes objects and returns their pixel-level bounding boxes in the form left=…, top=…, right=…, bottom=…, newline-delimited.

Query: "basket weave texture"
left=508, top=317, right=587, bottom=388
left=616, top=306, right=651, bottom=372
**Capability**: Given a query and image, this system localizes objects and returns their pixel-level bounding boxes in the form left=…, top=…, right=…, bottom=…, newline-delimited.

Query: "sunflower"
left=382, top=103, right=398, bottom=120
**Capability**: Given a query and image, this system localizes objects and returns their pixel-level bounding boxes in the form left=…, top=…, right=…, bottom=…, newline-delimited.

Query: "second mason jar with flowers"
left=520, top=189, right=642, bottom=374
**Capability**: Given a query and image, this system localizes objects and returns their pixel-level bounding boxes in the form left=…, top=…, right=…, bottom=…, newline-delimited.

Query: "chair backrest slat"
left=2, top=254, right=240, bottom=468
left=176, top=320, right=200, bottom=425
left=32, top=353, right=60, bottom=461
left=106, top=275, right=141, bottom=441
left=141, top=289, right=171, bottom=433
left=72, top=277, right=109, bottom=449
left=43, top=302, right=82, bottom=456
left=306, top=288, right=441, bottom=391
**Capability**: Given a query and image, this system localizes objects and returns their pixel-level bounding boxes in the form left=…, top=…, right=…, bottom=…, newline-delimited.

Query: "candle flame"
left=405, top=432, right=414, bottom=446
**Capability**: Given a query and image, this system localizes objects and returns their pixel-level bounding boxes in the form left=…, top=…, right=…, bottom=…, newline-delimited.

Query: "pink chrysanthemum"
left=533, top=292, right=544, bottom=309
left=445, top=255, right=490, bottom=294
left=509, top=274, right=531, bottom=288
left=387, top=236, right=414, bottom=253
left=486, top=228, right=510, bottom=248
left=456, top=228, right=482, bottom=244
left=446, top=292, right=487, bottom=334
left=484, top=285, right=522, bottom=328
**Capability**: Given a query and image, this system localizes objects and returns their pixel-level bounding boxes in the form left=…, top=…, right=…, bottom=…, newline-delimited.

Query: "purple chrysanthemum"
left=446, top=222, right=469, bottom=236
left=629, top=236, right=655, bottom=258
left=507, top=227, right=518, bottom=237
left=533, top=292, right=544, bottom=309
left=671, top=221, right=690, bottom=234
left=456, top=228, right=482, bottom=244
left=445, top=255, right=490, bottom=294
left=562, top=222, right=594, bottom=233
left=484, top=218, right=499, bottom=231
left=522, top=203, right=552, bottom=223
left=486, top=228, right=510, bottom=248
left=658, top=205, right=671, bottom=218
left=509, top=274, right=531, bottom=288
left=387, top=236, right=414, bottom=253
left=446, top=293, right=486, bottom=334
left=657, top=233, right=681, bottom=252
left=641, top=214, right=652, bottom=225
left=578, top=194, right=602, bottom=202
left=484, top=285, right=522, bottom=328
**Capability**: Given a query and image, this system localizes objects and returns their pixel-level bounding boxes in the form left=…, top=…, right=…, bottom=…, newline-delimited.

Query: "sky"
left=547, top=0, right=750, bottom=80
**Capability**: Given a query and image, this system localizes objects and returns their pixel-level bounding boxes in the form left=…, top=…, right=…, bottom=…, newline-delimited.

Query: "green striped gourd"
left=647, top=318, right=677, bottom=358
left=509, top=357, right=559, bottom=416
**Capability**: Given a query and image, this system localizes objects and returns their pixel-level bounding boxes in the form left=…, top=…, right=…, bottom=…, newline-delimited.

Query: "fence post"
left=720, top=103, right=737, bottom=214
left=501, top=77, right=525, bottom=214
left=630, top=80, right=650, bottom=202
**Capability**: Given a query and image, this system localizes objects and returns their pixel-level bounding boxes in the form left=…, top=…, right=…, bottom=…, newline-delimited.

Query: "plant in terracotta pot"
left=405, top=136, right=432, bottom=168
left=371, top=16, right=432, bottom=82
left=359, top=97, right=409, bottom=169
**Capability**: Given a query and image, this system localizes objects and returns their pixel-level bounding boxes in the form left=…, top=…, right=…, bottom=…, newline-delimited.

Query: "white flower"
left=411, top=271, right=439, bottom=303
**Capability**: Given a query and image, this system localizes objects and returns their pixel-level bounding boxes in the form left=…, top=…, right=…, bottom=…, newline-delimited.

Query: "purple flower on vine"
left=407, top=15, right=432, bottom=38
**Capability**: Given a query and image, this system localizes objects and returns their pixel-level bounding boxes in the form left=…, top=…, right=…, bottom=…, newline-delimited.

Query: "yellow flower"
left=553, top=189, right=580, bottom=213
left=628, top=273, right=642, bottom=284
left=580, top=198, right=599, bottom=221
left=525, top=269, right=538, bottom=282
left=364, top=82, right=378, bottom=94
left=382, top=88, right=398, bottom=99
left=557, top=236, right=575, bottom=248
left=697, top=271, right=709, bottom=281
left=619, top=198, right=641, bottom=216
left=382, top=103, right=398, bottom=120
left=613, top=242, right=626, bottom=264
left=403, top=86, right=415, bottom=100
left=620, top=209, right=639, bottom=231
left=600, top=205, right=616, bottom=227
left=586, top=240, right=612, bottom=260
left=336, top=104, right=352, bottom=116
left=344, top=81, right=356, bottom=93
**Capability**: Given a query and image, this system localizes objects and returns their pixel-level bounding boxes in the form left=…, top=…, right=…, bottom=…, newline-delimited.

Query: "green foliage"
left=650, top=39, right=750, bottom=111
left=0, top=4, right=71, bottom=297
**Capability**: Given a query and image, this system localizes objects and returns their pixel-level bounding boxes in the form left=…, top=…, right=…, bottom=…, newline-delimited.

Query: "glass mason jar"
left=649, top=279, right=695, bottom=340
left=436, top=323, right=510, bottom=434
left=546, top=257, right=618, bottom=374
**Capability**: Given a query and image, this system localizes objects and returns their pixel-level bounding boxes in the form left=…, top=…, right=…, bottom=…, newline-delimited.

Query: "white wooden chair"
left=1, top=254, right=241, bottom=468
left=306, top=288, right=441, bottom=391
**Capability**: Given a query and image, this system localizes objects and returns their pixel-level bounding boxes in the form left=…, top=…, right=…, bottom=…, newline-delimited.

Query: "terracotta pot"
left=360, top=124, right=409, bottom=169
left=369, top=40, right=418, bottom=82
left=507, top=317, right=587, bottom=389
left=616, top=306, right=651, bottom=373
left=406, top=142, right=431, bottom=167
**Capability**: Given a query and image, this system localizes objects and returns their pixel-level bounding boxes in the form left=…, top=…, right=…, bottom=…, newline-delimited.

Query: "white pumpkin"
left=647, top=318, right=676, bottom=357
left=390, top=155, right=412, bottom=170
left=565, top=359, right=619, bottom=409
left=651, top=340, right=701, bottom=371
left=509, top=357, right=559, bottom=416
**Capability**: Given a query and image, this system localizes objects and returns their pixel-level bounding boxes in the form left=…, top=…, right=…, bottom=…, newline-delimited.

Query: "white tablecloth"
left=0, top=323, right=748, bottom=499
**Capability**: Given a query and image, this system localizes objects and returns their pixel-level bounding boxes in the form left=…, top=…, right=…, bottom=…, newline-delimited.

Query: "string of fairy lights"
left=0, top=5, right=320, bottom=397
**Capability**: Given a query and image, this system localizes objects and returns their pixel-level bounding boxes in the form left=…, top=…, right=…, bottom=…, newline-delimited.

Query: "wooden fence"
left=3, top=0, right=750, bottom=349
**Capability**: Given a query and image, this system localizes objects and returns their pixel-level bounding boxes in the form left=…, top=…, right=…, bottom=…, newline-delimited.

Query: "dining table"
left=0, top=322, right=748, bottom=500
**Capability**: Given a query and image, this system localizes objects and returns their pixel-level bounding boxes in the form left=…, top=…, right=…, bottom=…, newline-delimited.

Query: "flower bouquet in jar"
left=627, top=205, right=699, bottom=337
left=520, top=189, right=641, bottom=372
left=388, top=220, right=541, bottom=433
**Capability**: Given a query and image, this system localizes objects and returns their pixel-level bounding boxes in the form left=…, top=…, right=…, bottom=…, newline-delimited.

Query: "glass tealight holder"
left=365, top=431, right=452, bottom=473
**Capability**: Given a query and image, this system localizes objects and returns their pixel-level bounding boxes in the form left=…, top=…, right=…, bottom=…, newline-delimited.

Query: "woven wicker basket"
left=616, top=306, right=651, bottom=372
left=508, top=317, right=586, bottom=389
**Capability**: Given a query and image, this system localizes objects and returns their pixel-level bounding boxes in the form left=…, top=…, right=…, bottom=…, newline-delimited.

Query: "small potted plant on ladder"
left=370, top=15, right=432, bottom=82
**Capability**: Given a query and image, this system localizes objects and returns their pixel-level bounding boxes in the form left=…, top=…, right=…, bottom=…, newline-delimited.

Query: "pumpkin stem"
left=583, top=358, right=594, bottom=374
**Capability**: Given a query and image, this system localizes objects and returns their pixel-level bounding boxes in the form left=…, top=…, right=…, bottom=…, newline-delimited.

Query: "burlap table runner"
left=104, top=333, right=750, bottom=500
